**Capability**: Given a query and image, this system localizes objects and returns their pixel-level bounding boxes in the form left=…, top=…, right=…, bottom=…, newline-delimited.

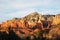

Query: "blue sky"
left=0, top=0, right=60, bottom=23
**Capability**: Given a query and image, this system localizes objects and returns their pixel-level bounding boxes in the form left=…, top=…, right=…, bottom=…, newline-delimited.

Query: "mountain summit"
left=0, top=12, right=60, bottom=40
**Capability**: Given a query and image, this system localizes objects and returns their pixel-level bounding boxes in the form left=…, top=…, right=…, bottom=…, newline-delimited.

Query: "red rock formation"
left=0, top=12, right=60, bottom=40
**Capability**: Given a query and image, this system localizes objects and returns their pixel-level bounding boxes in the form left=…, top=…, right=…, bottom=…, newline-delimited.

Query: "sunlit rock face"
left=47, top=16, right=54, bottom=22
left=0, top=12, right=44, bottom=40
left=0, top=12, right=60, bottom=40
left=24, top=12, right=45, bottom=28
left=25, top=12, right=40, bottom=27
left=47, top=27, right=60, bottom=40
left=52, top=14, right=60, bottom=25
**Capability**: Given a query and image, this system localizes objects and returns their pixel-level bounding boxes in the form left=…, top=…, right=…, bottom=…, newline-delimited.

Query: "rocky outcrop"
left=52, top=14, right=60, bottom=25
left=0, top=12, right=60, bottom=40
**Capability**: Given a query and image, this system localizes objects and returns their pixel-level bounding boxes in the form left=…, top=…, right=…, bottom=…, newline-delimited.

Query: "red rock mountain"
left=0, top=12, right=60, bottom=40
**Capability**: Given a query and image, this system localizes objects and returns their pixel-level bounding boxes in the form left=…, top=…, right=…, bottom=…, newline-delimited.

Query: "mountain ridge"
left=0, top=12, right=60, bottom=40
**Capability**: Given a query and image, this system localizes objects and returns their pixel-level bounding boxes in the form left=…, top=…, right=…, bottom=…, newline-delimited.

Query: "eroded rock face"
left=0, top=12, right=60, bottom=40
left=46, top=27, right=60, bottom=40
left=0, top=12, right=43, bottom=40
left=52, top=14, right=60, bottom=25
